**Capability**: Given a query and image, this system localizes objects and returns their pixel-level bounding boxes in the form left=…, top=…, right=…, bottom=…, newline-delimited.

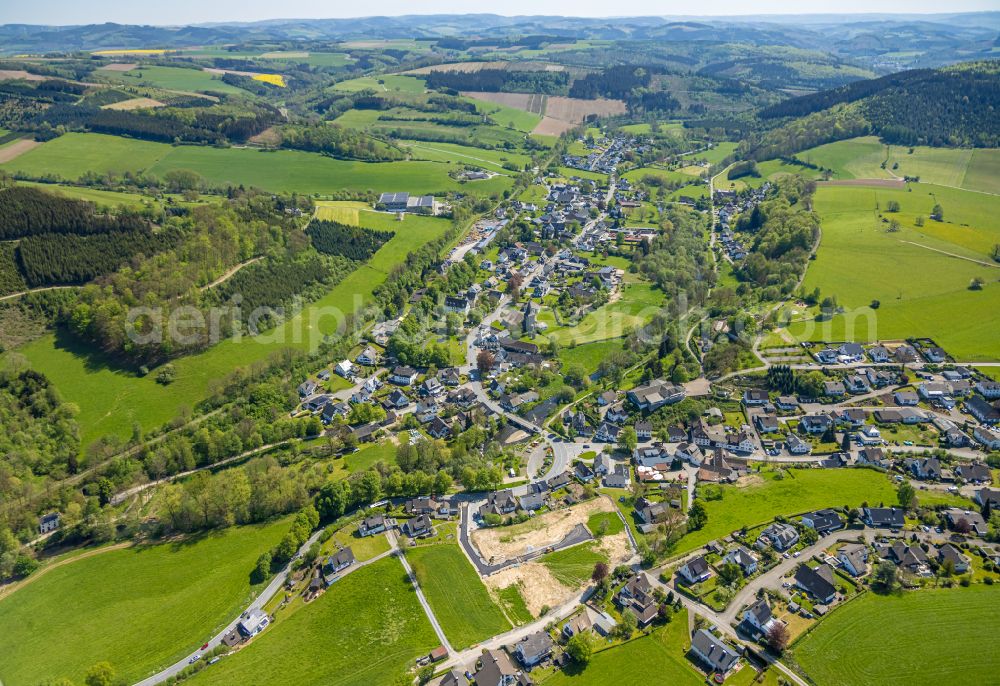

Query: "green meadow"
left=622, top=167, right=695, bottom=186
left=676, top=468, right=895, bottom=554
left=10, top=208, right=451, bottom=445
left=544, top=609, right=702, bottom=686
left=100, top=65, right=247, bottom=94
left=549, top=283, right=663, bottom=347
left=400, top=140, right=532, bottom=171
left=460, top=96, right=544, bottom=134
left=2, top=133, right=513, bottom=197
left=0, top=519, right=290, bottom=686
left=785, top=184, right=1000, bottom=361
left=795, top=586, right=1000, bottom=686
left=188, top=557, right=438, bottom=686
left=539, top=543, right=607, bottom=588
left=333, top=74, right=427, bottom=94
left=405, top=543, right=511, bottom=649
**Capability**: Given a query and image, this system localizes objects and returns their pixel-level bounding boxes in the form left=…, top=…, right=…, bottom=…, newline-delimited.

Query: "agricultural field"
left=784, top=184, right=1000, bottom=361
left=687, top=141, right=739, bottom=166
left=544, top=609, right=702, bottom=686
left=187, top=557, right=438, bottom=686
left=9, top=206, right=452, bottom=445
left=405, top=543, right=511, bottom=649
left=548, top=282, right=664, bottom=347
left=558, top=339, right=625, bottom=373
left=0, top=132, right=513, bottom=197
left=622, top=167, right=696, bottom=186
left=0, top=519, right=291, bottom=686
left=675, top=468, right=896, bottom=553
left=788, top=137, right=1000, bottom=194
left=333, top=74, right=427, bottom=93
left=538, top=543, right=607, bottom=588
left=99, top=65, right=247, bottom=94
left=794, top=586, right=1000, bottom=686
left=400, top=140, right=532, bottom=171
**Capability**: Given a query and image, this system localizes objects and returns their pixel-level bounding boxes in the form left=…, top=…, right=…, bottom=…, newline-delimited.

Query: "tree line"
left=306, top=219, right=394, bottom=261
left=0, top=185, right=146, bottom=240
left=424, top=68, right=570, bottom=95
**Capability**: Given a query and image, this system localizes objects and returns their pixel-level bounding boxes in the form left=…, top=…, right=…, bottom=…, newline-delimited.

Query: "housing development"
left=0, top=8, right=998, bottom=686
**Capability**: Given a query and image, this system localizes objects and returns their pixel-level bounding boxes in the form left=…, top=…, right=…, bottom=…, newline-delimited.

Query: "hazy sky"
left=2, top=0, right=996, bottom=26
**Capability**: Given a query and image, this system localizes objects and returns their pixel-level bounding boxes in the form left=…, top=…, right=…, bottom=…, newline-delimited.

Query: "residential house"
left=776, top=396, right=799, bottom=411
left=861, top=507, right=904, bottom=529
left=597, top=390, right=618, bottom=406
left=356, top=347, right=379, bottom=366
left=677, top=555, right=712, bottom=585
left=824, top=380, right=847, bottom=398
left=845, top=374, right=870, bottom=394
left=955, top=461, right=992, bottom=483
left=297, top=380, right=318, bottom=397
left=38, top=512, right=60, bottom=535
left=908, top=457, right=942, bottom=481
left=415, top=400, right=439, bottom=424
left=743, top=598, right=778, bottom=637
left=973, top=426, right=1000, bottom=451
left=439, top=670, right=469, bottom=686
left=605, top=403, right=629, bottom=424
left=756, top=522, right=799, bottom=551
left=390, top=366, right=418, bottom=386
left=401, top=514, right=434, bottom=539
left=604, top=464, right=630, bottom=489
left=635, top=421, right=653, bottom=441
left=857, top=447, right=891, bottom=470
left=786, top=434, right=811, bottom=455
left=439, top=367, right=461, bottom=387
left=474, top=649, right=529, bottom=686
left=519, top=493, right=547, bottom=512
left=922, top=346, right=947, bottom=363
left=421, top=377, right=444, bottom=398
left=975, top=488, right=1000, bottom=510
left=385, top=388, right=411, bottom=409
left=794, top=564, right=837, bottom=604
left=634, top=497, right=671, bottom=526
left=689, top=629, right=740, bottom=676
left=513, top=632, right=553, bottom=668
left=799, top=414, right=833, bottom=435
left=894, top=391, right=919, bottom=406
left=627, top=379, right=685, bottom=411
left=943, top=508, right=988, bottom=536
left=480, top=491, right=519, bottom=518
left=754, top=414, right=779, bottom=434
left=801, top=509, right=844, bottom=535
left=838, top=543, right=869, bottom=577
left=724, top=546, right=759, bottom=576
left=855, top=424, right=883, bottom=446
left=358, top=514, right=387, bottom=537
left=879, top=542, right=930, bottom=576
left=428, top=416, right=451, bottom=439
left=743, top=389, right=769, bottom=406
left=975, top=381, right=1000, bottom=399
left=895, top=345, right=918, bottom=363
left=595, top=422, right=621, bottom=443
left=322, top=548, right=356, bottom=583
left=867, top=345, right=890, bottom=363
left=966, top=396, right=1000, bottom=425
left=616, top=573, right=658, bottom=627
left=574, top=462, right=596, bottom=483
left=835, top=408, right=867, bottom=428
left=237, top=608, right=270, bottom=638
left=938, top=543, right=970, bottom=573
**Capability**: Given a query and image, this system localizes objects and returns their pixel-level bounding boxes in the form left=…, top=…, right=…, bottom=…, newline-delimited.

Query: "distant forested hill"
left=756, top=61, right=1000, bottom=150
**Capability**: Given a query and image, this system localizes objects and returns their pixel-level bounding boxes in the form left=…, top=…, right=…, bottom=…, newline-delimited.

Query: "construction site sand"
left=485, top=563, right=573, bottom=616
left=471, top=498, right=614, bottom=561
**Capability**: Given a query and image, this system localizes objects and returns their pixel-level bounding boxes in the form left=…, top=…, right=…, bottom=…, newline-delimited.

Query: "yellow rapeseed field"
left=253, top=73, right=286, bottom=87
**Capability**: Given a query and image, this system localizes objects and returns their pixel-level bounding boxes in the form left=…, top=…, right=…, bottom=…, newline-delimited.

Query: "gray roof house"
left=689, top=629, right=740, bottom=675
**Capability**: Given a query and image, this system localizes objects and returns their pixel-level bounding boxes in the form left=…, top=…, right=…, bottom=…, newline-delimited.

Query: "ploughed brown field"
left=461, top=91, right=626, bottom=135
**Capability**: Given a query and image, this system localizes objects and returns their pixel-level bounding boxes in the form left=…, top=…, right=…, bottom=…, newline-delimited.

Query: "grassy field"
left=784, top=184, right=1000, bottom=361
left=188, top=556, right=438, bottom=686
left=587, top=511, right=625, bottom=537
left=543, top=608, right=702, bottom=685
left=101, top=65, right=247, bottom=94
left=461, top=97, right=544, bottom=134
left=549, top=283, right=663, bottom=347
left=0, top=519, right=290, bottom=686
left=405, top=543, right=511, bottom=649
left=333, top=74, right=427, bottom=93
left=795, top=586, right=1000, bottom=686
left=622, top=166, right=695, bottom=186
left=790, top=137, right=1000, bottom=194
left=539, top=543, right=607, bottom=588
left=676, top=468, right=895, bottom=553
left=10, top=208, right=451, bottom=445
left=1, top=133, right=513, bottom=197
left=400, top=140, right=532, bottom=171
left=496, top=583, right=534, bottom=624
left=343, top=441, right=397, bottom=473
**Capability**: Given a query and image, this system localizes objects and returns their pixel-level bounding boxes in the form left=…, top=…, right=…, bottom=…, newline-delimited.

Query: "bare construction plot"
left=471, top=498, right=614, bottom=562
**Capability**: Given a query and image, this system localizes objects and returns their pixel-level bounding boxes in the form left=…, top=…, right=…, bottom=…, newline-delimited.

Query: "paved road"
left=134, top=527, right=328, bottom=686
left=393, top=530, right=455, bottom=656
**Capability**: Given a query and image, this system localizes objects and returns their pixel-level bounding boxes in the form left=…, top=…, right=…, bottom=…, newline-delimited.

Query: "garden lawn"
left=539, top=543, right=607, bottom=588
left=786, top=184, right=1000, bottom=361
left=404, top=543, right=510, bottom=649
left=543, top=609, right=701, bottom=685
left=0, top=519, right=291, bottom=686
left=558, top=339, right=625, bottom=373
left=676, top=469, right=895, bottom=553
left=344, top=441, right=397, bottom=473
left=587, top=511, right=624, bottom=537
left=794, top=586, right=1000, bottom=686
left=496, top=583, right=533, bottom=624
left=188, top=557, right=438, bottom=686
left=11, top=209, right=451, bottom=446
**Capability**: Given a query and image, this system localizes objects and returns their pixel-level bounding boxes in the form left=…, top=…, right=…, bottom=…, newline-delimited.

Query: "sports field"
left=10, top=207, right=451, bottom=445
left=544, top=609, right=702, bottom=686
left=188, top=557, right=438, bottom=686
left=785, top=184, right=1000, bottom=361
left=405, top=543, right=511, bottom=649
left=1, top=133, right=513, bottom=197
left=0, top=519, right=290, bottom=686
left=795, top=586, right=1000, bottom=686
left=676, top=468, right=895, bottom=553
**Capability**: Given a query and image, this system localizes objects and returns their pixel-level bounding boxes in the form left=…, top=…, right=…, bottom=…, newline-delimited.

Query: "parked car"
left=189, top=655, right=201, bottom=665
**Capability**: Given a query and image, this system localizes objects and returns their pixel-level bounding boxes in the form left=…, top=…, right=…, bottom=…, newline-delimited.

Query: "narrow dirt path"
left=0, top=284, right=77, bottom=302
left=199, top=256, right=264, bottom=291
left=898, top=240, right=1000, bottom=268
